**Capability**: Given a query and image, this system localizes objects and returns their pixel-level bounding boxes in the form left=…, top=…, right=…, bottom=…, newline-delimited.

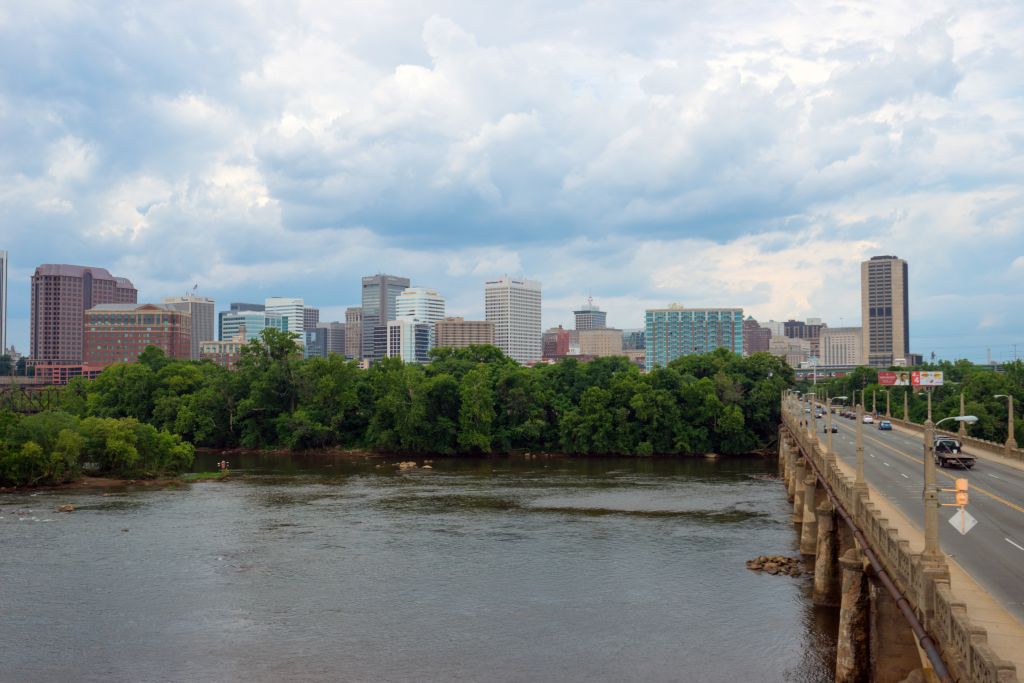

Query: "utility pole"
left=958, top=392, right=967, bottom=437
left=922, top=389, right=941, bottom=563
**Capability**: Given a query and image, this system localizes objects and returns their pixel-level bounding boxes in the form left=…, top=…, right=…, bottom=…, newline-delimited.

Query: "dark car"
left=878, top=420, right=892, bottom=431
left=823, top=424, right=838, bottom=433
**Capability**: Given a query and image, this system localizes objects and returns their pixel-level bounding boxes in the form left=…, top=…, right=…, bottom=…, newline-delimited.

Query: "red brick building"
left=31, top=264, right=138, bottom=365
left=84, top=304, right=191, bottom=366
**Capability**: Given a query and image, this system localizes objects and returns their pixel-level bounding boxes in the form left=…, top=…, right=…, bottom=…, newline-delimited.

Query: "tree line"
left=1, top=328, right=796, bottom=487
left=800, top=360, right=1023, bottom=444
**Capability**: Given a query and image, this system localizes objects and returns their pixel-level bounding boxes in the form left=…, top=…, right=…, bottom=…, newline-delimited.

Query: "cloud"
left=1, top=0, right=1023, bottom=362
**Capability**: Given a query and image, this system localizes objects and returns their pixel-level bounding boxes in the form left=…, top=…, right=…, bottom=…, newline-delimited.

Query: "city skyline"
left=1, top=2, right=1023, bottom=362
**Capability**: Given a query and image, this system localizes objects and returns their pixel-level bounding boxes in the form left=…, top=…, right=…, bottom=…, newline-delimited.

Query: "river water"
left=2, top=453, right=836, bottom=682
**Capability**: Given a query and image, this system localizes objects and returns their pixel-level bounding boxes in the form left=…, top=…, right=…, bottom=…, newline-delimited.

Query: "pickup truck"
left=934, top=437, right=975, bottom=469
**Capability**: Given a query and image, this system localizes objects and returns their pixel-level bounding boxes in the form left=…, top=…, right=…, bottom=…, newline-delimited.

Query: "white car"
left=863, top=415, right=874, bottom=424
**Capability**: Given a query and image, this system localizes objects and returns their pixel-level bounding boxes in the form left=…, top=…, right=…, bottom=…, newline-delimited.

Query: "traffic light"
left=955, top=478, right=969, bottom=507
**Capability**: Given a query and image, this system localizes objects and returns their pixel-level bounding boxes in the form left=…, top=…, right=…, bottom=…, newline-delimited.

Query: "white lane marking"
left=1006, top=538, right=1024, bottom=552
left=869, top=453, right=876, bottom=458
left=901, top=473, right=909, bottom=479
left=989, top=474, right=1000, bottom=480
left=883, top=462, right=891, bottom=467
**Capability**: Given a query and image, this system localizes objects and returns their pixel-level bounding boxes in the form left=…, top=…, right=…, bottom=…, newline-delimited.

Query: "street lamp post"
left=922, top=404, right=979, bottom=563
left=855, top=393, right=866, bottom=489
left=885, top=389, right=891, bottom=418
left=995, top=395, right=1017, bottom=453
left=903, top=390, right=909, bottom=422
left=809, top=392, right=818, bottom=439
left=827, top=396, right=847, bottom=457
left=872, top=390, right=877, bottom=416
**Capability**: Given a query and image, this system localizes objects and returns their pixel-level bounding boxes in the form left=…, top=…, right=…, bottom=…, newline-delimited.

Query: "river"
left=1, top=453, right=837, bottom=682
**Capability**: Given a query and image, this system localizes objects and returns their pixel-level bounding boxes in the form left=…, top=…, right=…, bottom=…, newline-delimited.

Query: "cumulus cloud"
left=0, top=0, right=1023, bottom=360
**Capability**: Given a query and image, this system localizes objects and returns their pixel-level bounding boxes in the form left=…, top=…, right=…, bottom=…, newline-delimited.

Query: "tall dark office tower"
left=31, top=264, right=138, bottom=365
left=861, top=255, right=909, bottom=367
left=304, top=307, right=320, bottom=332
left=361, top=274, right=410, bottom=362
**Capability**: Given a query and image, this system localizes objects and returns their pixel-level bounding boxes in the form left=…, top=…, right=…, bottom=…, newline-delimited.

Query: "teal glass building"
left=644, top=306, right=744, bottom=371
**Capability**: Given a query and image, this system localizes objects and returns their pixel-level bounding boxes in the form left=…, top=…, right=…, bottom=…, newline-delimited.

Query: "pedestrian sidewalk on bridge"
left=823, top=434, right=1024, bottom=675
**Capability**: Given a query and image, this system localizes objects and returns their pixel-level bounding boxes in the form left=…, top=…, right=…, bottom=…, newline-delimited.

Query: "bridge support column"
left=792, top=459, right=806, bottom=525
left=836, top=548, right=870, bottom=683
left=812, top=500, right=840, bottom=607
left=869, top=577, right=921, bottom=683
left=800, top=474, right=819, bottom=556
left=798, top=475, right=815, bottom=557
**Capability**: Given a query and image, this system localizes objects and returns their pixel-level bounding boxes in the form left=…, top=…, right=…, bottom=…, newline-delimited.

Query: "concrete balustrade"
left=779, top=407, right=1019, bottom=683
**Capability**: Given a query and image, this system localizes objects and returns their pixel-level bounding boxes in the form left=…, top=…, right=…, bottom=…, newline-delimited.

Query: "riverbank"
left=0, top=473, right=229, bottom=494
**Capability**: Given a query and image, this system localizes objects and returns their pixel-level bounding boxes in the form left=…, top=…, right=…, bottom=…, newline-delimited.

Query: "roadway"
left=807, top=411, right=1024, bottom=622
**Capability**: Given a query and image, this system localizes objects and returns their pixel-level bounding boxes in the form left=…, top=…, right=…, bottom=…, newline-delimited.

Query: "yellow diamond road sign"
left=949, top=509, right=977, bottom=535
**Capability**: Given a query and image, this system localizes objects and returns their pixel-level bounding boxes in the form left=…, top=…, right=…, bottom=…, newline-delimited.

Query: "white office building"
left=395, top=287, right=446, bottom=349
left=164, top=294, right=216, bottom=360
left=484, top=276, right=542, bottom=364
left=265, top=297, right=305, bottom=345
left=386, top=318, right=432, bottom=364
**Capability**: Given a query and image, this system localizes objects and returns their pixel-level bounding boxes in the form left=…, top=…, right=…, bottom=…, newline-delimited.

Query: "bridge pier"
left=836, top=548, right=871, bottom=683
left=800, top=473, right=820, bottom=556
left=813, top=500, right=841, bottom=607
left=792, top=458, right=806, bottom=525
left=868, top=576, right=921, bottom=683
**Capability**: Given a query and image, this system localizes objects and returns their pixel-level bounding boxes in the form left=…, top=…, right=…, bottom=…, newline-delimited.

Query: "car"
left=823, top=424, right=838, bottom=433
left=877, top=420, right=892, bottom=431
left=805, top=407, right=811, bottom=413
left=934, top=437, right=975, bottom=469
left=863, top=415, right=874, bottom=424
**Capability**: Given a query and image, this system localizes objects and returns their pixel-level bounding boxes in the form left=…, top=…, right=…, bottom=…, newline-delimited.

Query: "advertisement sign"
left=911, top=371, right=944, bottom=387
left=879, top=371, right=911, bottom=386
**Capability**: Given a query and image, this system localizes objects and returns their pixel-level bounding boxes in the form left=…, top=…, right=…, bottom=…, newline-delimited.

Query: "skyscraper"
left=395, top=287, right=445, bottom=350
left=0, top=250, right=7, bottom=352
left=304, top=307, right=320, bottom=332
left=163, top=294, right=215, bottom=360
left=861, top=255, right=909, bottom=367
left=345, top=307, right=362, bottom=359
left=573, top=297, right=607, bottom=330
left=644, top=305, right=743, bottom=371
left=220, top=310, right=287, bottom=342
left=484, top=276, right=542, bottom=364
left=30, top=264, right=137, bottom=365
left=265, top=297, right=305, bottom=345
left=361, top=274, right=410, bottom=362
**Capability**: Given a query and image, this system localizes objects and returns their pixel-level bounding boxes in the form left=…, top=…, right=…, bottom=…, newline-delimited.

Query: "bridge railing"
left=782, top=409, right=1019, bottom=683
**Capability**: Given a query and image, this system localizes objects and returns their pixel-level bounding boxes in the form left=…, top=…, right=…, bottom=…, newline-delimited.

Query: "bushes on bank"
left=0, top=411, right=195, bottom=487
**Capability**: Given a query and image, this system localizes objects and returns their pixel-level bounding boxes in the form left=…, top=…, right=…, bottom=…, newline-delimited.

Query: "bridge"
left=779, top=393, right=1024, bottom=682
left=0, top=383, right=62, bottom=414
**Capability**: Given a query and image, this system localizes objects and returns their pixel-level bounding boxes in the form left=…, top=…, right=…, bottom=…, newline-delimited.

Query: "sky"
left=1, top=0, right=1022, bottom=362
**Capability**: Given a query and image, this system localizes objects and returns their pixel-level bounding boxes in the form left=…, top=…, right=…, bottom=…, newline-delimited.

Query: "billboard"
left=879, top=371, right=911, bottom=386
left=912, top=371, right=944, bottom=387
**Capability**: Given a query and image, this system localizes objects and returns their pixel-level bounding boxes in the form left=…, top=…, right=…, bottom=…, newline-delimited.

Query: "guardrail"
left=782, top=410, right=1019, bottom=683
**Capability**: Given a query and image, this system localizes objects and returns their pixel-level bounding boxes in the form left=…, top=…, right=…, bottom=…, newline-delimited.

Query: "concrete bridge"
left=779, top=394, right=1023, bottom=683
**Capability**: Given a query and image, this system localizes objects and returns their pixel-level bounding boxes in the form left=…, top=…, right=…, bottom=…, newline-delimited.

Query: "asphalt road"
left=808, top=412, right=1024, bottom=621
